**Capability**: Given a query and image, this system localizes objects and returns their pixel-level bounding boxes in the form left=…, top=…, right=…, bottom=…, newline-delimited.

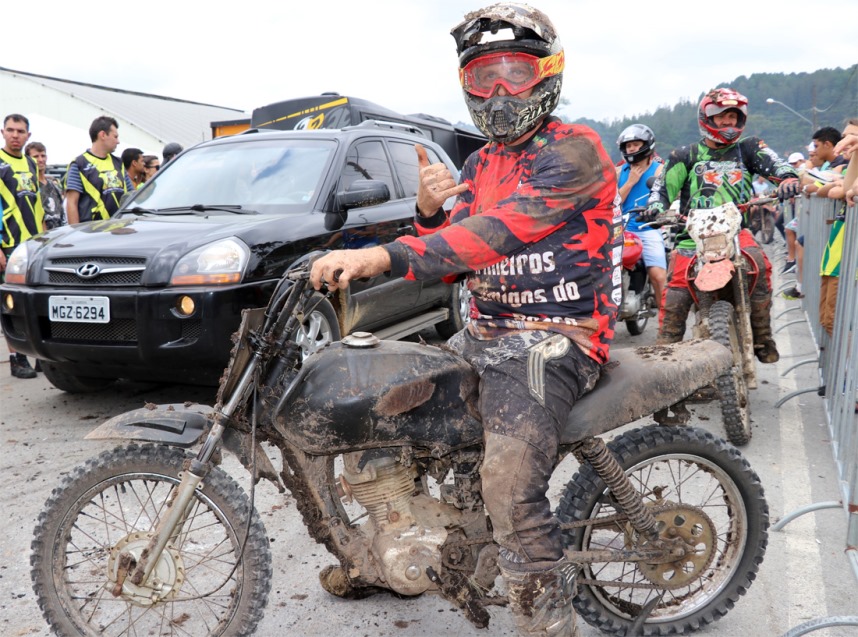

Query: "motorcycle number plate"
left=695, top=260, right=735, bottom=292
left=48, top=296, right=110, bottom=323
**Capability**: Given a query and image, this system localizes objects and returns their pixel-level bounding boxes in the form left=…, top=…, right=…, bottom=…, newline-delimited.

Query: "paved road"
left=2, top=244, right=856, bottom=636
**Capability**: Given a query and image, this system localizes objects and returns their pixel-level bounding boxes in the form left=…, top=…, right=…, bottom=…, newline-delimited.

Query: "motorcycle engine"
left=340, top=453, right=447, bottom=595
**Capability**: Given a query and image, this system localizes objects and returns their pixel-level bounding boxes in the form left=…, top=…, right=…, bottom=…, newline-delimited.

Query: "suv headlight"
left=170, top=238, right=250, bottom=285
left=4, top=243, right=29, bottom=284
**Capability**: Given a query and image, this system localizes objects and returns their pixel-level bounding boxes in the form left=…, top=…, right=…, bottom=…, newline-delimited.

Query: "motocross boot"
left=498, top=551, right=580, bottom=637
left=750, top=291, right=779, bottom=363
left=656, top=287, right=694, bottom=346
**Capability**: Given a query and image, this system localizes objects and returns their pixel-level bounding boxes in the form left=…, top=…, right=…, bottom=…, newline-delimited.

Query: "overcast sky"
left=6, top=0, right=858, bottom=129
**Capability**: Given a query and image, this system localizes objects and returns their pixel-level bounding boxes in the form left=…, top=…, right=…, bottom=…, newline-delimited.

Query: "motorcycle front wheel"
left=709, top=300, right=752, bottom=445
left=31, top=443, right=272, bottom=637
left=557, top=425, right=769, bottom=636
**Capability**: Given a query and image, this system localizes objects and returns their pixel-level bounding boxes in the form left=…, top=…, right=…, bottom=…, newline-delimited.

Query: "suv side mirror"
left=336, top=179, right=390, bottom=210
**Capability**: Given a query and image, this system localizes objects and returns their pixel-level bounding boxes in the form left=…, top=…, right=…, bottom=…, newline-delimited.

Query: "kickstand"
left=629, top=593, right=664, bottom=634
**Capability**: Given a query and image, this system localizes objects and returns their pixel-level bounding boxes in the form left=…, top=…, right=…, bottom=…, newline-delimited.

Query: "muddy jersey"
left=647, top=137, right=798, bottom=249
left=385, top=117, right=620, bottom=363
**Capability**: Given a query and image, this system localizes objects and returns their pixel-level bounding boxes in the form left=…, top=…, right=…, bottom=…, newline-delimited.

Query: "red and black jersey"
left=384, top=117, right=621, bottom=363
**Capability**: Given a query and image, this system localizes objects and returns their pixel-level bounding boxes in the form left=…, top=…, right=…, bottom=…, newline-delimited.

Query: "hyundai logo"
left=76, top=263, right=101, bottom=279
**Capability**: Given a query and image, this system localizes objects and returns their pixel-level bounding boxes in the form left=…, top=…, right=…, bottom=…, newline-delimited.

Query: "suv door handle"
left=397, top=225, right=414, bottom=236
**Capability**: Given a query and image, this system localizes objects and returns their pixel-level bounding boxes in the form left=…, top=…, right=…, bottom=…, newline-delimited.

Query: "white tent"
left=0, top=66, right=247, bottom=167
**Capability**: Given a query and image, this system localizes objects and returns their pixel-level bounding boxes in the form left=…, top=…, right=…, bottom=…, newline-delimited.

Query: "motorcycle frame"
left=108, top=267, right=703, bottom=606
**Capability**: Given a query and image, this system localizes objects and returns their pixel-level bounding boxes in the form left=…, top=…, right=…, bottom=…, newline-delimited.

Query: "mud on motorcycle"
left=30, top=256, right=770, bottom=636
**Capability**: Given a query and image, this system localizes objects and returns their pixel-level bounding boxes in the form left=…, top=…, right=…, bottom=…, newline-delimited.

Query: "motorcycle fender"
left=85, top=403, right=215, bottom=448
left=695, top=259, right=734, bottom=292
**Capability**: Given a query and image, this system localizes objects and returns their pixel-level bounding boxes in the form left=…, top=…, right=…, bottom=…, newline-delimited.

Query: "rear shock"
left=577, top=437, right=659, bottom=540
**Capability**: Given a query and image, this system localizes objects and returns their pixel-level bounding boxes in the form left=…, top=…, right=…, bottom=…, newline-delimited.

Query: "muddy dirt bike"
left=653, top=201, right=765, bottom=446
left=746, top=196, right=778, bottom=245
left=30, top=257, right=770, bottom=637
left=617, top=213, right=658, bottom=335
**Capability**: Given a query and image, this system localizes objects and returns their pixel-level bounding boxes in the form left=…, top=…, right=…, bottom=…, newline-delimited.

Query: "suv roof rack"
left=346, top=119, right=427, bottom=137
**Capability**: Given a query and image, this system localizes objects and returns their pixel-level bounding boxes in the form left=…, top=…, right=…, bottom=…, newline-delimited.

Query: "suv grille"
left=48, top=319, right=137, bottom=343
left=46, top=257, right=147, bottom=287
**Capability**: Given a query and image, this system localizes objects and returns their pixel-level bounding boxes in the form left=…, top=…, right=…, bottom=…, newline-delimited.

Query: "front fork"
left=121, top=351, right=264, bottom=593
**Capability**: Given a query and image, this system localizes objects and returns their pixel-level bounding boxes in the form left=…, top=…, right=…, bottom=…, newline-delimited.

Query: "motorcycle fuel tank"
left=274, top=338, right=483, bottom=455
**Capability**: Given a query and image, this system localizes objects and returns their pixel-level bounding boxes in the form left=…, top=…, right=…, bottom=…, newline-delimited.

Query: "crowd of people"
left=0, top=111, right=182, bottom=377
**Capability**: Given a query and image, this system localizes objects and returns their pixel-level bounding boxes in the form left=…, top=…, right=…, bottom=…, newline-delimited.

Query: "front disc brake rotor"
left=639, top=506, right=717, bottom=589
left=106, top=532, right=185, bottom=606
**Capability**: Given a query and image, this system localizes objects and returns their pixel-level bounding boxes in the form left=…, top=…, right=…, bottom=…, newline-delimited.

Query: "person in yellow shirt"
left=0, top=113, right=44, bottom=378
left=64, top=116, right=133, bottom=224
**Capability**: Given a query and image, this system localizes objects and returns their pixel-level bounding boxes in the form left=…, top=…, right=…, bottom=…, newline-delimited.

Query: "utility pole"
left=812, top=84, right=818, bottom=132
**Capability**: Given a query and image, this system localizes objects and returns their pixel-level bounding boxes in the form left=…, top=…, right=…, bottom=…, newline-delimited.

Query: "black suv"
left=1, top=122, right=470, bottom=392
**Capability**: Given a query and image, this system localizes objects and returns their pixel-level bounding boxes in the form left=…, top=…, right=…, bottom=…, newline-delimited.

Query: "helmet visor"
left=460, top=50, right=564, bottom=98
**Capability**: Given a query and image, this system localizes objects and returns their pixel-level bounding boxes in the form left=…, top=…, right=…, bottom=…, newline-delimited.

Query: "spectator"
left=120, top=147, right=146, bottom=189
left=785, top=128, right=849, bottom=300
left=775, top=152, right=806, bottom=243
left=752, top=174, right=773, bottom=196
left=162, top=142, right=183, bottom=165
left=0, top=113, right=44, bottom=379
left=65, top=115, right=133, bottom=224
left=142, top=154, right=160, bottom=181
left=25, top=141, right=65, bottom=230
left=816, top=121, right=855, bottom=337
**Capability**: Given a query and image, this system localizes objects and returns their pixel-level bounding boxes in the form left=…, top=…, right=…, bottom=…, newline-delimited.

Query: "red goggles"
left=459, top=50, right=564, bottom=98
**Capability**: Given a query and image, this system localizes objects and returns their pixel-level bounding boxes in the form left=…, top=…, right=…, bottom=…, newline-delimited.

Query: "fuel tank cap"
left=342, top=331, right=380, bottom=348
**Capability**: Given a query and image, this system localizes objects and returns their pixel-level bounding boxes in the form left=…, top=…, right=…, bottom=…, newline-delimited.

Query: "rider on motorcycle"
left=311, top=4, right=620, bottom=635
left=616, top=124, right=666, bottom=309
left=641, top=88, right=801, bottom=363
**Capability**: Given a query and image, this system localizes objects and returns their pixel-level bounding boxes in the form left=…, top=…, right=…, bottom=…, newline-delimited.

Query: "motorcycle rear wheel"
left=31, top=443, right=272, bottom=637
left=557, top=425, right=769, bottom=636
left=709, top=300, right=752, bottom=446
left=625, top=290, right=654, bottom=336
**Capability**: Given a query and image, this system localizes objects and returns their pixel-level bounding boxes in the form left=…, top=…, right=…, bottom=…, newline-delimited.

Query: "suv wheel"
left=41, top=361, right=115, bottom=393
left=436, top=280, right=471, bottom=339
left=295, top=294, right=341, bottom=358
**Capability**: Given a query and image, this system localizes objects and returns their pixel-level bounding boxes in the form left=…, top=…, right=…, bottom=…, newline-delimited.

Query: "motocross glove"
left=638, top=203, right=664, bottom=223
left=777, top=178, right=800, bottom=202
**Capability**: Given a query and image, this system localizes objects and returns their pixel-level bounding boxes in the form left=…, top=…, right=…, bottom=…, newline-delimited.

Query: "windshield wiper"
left=121, top=206, right=156, bottom=216
left=153, top=204, right=259, bottom=215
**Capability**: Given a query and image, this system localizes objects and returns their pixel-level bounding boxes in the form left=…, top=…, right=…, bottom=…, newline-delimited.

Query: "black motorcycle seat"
left=561, top=339, right=732, bottom=444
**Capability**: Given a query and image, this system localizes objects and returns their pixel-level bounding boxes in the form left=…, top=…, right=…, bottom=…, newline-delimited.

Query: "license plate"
left=48, top=296, right=110, bottom=323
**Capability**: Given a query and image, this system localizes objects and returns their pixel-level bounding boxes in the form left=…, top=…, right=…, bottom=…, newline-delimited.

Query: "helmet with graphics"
left=451, top=3, right=564, bottom=143
left=698, top=88, right=748, bottom=145
left=616, top=124, right=655, bottom=164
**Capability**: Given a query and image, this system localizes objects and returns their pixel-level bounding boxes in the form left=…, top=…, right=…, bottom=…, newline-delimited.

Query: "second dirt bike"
left=670, top=201, right=763, bottom=446
left=30, top=258, right=770, bottom=636
left=618, top=226, right=657, bottom=335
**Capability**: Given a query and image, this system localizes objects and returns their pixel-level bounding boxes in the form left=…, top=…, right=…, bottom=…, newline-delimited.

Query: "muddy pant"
left=658, top=228, right=774, bottom=347
left=450, top=329, right=601, bottom=562
left=820, top=275, right=839, bottom=337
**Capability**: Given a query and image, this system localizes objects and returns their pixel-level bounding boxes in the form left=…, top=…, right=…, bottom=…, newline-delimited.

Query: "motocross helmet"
left=451, top=3, right=564, bottom=143
left=698, top=88, right=748, bottom=145
left=617, top=124, right=655, bottom=164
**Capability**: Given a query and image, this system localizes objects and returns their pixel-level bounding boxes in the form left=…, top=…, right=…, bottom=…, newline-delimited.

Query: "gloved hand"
left=777, top=178, right=800, bottom=202
left=638, top=203, right=664, bottom=223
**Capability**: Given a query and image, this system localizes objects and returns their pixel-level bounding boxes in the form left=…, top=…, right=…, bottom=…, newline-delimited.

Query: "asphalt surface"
left=1, top=238, right=856, bottom=636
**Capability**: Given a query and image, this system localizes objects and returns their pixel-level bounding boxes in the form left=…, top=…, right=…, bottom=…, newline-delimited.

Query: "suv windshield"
left=127, top=138, right=336, bottom=213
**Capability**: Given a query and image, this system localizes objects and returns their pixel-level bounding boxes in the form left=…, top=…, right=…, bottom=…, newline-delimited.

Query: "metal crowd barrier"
left=774, top=194, right=858, bottom=636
